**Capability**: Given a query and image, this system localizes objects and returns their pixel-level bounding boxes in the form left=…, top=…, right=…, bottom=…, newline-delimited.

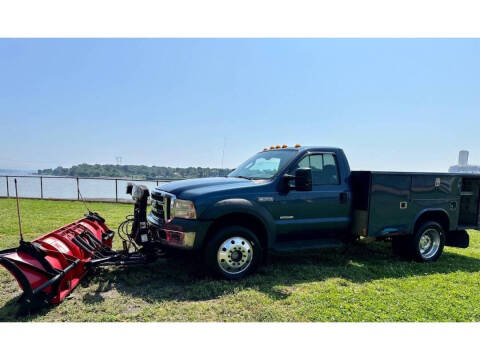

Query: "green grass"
left=1, top=198, right=480, bottom=322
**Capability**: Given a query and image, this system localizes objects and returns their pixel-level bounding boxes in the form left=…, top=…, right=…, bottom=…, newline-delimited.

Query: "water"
left=0, top=175, right=171, bottom=202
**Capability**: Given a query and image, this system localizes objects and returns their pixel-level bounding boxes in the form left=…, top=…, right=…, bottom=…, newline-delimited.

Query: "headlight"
left=170, top=199, right=196, bottom=219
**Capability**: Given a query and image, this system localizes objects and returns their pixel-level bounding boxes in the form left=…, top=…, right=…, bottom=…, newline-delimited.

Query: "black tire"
left=204, top=225, right=263, bottom=280
left=392, top=236, right=410, bottom=258
left=407, top=221, right=445, bottom=262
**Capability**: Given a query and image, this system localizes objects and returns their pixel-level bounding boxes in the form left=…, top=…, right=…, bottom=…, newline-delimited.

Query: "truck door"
left=272, top=152, right=351, bottom=242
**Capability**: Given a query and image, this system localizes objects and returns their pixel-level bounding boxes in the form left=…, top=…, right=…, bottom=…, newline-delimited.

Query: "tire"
left=392, top=236, right=410, bottom=258
left=407, top=221, right=445, bottom=262
left=204, top=225, right=263, bottom=280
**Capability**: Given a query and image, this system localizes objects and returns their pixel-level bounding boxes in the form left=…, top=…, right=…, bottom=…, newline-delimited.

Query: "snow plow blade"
left=0, top=212, right=114, bottom=305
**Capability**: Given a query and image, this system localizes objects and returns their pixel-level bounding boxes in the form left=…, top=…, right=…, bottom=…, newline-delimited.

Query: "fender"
left=200, top=198, right=277, bottom=248
left=412, top=207, right=451, bottom=232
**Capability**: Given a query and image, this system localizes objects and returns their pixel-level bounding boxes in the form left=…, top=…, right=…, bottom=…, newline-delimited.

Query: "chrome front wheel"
left=217, top=236, right=253, bottom=275
left=205, top=225, right=262, bottom=280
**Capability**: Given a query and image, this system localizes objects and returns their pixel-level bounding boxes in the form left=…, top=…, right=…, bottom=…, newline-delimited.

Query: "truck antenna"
left=14, top=179, right=24, bottom=243
left=221, top=136, right=226, bottom=169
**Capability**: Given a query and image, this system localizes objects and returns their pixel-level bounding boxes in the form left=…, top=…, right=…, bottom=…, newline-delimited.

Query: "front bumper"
left=147, top=212, right=211, bottom=250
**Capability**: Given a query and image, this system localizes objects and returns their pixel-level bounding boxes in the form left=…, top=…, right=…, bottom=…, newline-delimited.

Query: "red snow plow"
left=0, top=180, right=160, bottom=310
left=0, top=214, right=115, bottom=304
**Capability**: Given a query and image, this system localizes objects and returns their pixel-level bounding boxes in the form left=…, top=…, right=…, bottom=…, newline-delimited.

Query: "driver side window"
left=291, top=153, right=339, bottom=185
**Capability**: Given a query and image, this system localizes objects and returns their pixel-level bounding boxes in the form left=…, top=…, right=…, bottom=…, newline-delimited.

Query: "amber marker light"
left=282, top=144, right=288, bottom=148
left=275, top=145, right=281, bottom=149
left=295, top=144, right=301, bottom=148
left=263, top=148, right=268, bottom=151
left=270, top=146, right=275, bottom=149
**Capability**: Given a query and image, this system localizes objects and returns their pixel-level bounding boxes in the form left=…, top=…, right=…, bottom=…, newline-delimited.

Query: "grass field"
left=1, top=198, right=480, bottom=322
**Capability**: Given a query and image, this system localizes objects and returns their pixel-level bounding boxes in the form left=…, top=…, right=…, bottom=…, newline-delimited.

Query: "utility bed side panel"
left=352, top=171, right=466, bottom=237
left=409, top=175, right=461, bottom=231
left=368, top=173, right=411, bottom=237
left=458, top=177, right=480, bottom=228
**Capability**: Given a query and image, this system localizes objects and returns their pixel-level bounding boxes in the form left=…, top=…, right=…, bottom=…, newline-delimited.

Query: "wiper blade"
left=233, top=175, right=268, bottom=180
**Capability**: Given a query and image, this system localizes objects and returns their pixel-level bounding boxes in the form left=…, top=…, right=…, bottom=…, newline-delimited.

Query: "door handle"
left=339, top=192, right=349, bottom=204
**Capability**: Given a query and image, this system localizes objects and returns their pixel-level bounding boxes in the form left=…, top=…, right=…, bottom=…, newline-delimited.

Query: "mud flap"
left=445, top=230, right=470, bottom=248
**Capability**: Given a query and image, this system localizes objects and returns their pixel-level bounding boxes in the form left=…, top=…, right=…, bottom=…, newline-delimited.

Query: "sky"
left=0, top=39, right=479, bottom=172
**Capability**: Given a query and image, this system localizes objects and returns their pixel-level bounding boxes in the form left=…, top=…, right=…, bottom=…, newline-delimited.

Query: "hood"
left=153, top=177, right=265, bottom=200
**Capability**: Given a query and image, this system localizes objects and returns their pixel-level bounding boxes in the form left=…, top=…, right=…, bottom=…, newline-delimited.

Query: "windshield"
left=228, top=149, right=298, bottom=180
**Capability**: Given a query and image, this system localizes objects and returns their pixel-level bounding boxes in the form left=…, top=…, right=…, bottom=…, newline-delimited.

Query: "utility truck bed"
left=351, top=171, right=480, bottom=238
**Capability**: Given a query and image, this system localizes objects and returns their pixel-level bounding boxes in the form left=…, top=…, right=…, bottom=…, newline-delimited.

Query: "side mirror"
left=294, top=168, right=312, bottom=191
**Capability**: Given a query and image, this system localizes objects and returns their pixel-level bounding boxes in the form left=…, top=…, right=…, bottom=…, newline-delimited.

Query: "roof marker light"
left=282, top=144, right=288, bottom=148
left=270, top=146, right=275, bottom=150
left=275, top=145, right=281, bottom=149
left=263, top=148, right=268, bottom=151
left=295, top=144, right=301, bottom=148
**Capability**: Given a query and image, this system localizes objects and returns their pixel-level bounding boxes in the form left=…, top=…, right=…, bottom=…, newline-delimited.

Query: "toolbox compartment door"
left=459, top=177, right=480, bottom=228
left=368, top=173, right=411, bottom=237
left=352, top=171, right=412, bottom=237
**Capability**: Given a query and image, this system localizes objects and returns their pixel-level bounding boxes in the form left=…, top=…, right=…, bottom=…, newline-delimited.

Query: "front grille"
left=151, top=191, right=173, bottom=222
left=151, top=193, right=165, bottom=202
left=151, top=200, right=165, bottom=219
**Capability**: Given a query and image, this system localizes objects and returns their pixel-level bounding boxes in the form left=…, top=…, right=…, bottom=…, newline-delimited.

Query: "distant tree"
left=37, top=163, right=232, bottom=179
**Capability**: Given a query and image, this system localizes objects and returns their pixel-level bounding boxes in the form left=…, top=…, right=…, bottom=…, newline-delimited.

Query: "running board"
left=271, top=239, right=344, bottom=253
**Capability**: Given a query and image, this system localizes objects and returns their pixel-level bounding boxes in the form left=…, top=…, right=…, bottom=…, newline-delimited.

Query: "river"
left=0, top=174, right=171, bottom=202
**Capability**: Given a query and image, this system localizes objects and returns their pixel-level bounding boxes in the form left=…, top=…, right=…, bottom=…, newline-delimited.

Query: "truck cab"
left=148, top=145, right=354, bottom=279
left=238, top=146, right=352, bottom=247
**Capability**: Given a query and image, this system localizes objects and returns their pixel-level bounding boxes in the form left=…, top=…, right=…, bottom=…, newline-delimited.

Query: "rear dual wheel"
left=205, top=225, right=262, bottom=280
left=393, top=221, right=445, bottom=262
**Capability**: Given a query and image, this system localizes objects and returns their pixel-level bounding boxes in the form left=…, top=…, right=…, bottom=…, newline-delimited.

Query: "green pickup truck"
left=147, top=146, right=480, bottom=279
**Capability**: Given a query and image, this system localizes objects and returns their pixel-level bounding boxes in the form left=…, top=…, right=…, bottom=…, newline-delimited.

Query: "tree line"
left=37, top=163, right=232, bottom=179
